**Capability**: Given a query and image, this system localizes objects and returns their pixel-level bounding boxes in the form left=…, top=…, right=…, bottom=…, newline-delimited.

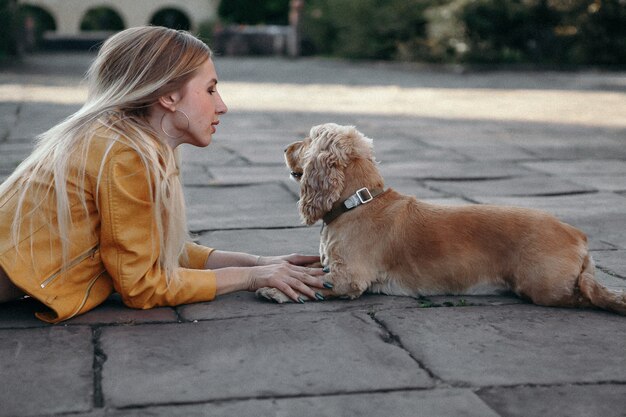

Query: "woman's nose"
left=216, top=93, right=228, bottom=115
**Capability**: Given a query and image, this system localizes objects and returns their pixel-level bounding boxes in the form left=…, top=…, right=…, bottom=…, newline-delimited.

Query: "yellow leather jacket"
left=0, top=131, right=217, bottom=323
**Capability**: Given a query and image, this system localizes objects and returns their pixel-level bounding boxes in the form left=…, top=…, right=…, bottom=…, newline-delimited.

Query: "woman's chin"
left=192, top=134, right=212, bottom=148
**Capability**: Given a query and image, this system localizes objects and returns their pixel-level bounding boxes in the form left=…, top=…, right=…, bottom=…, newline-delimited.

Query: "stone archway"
left=17, top=4, right=56, bottom=48
left=150, top=8, right=191, bottom=31
left=79, top=6, right=125, bottom=31
left=16, top=0, right=219, bottom=36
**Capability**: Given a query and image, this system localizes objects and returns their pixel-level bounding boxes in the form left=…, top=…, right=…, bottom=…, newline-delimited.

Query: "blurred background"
left=1, top=0, right=626, bottom=67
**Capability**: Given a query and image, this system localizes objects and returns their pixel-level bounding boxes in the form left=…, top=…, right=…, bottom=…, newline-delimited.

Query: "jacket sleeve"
left=181, top=241, right=214, bottom=269
left=98, top=147, right=217, bottom=309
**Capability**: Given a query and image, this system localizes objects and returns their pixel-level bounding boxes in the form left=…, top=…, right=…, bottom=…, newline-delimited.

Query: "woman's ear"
left=157, top=91, right=181, bottom=112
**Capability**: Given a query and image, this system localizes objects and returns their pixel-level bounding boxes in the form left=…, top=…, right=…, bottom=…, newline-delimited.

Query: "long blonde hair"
left=0, top=26, right=212, bottom=284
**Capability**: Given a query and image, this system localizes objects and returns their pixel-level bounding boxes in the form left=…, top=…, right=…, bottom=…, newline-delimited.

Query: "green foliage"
left=460, top=0, right=626, bottom=65
left=571, top=0, right=626, bottom=66
left=196, top=19, right=216, bottom=46
left=218, top=0, right=290, bottom=25
left=301, top=0, right=626, bottom=66
left=150, top=8, right=191, bottom=30
left=0, top=0, right=19, bottom=59
left=80, top=7, right=125, bottom=31
left=303, top=0, right=439, bottom=60
left=461, top=0, right=561, bottom=63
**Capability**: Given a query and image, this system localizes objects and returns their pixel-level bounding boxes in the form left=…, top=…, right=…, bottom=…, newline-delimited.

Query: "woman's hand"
left=246, top=261, right=326, bottom=303
left=210, top=250, right=329, bottom=302
left=257, top=254, right=321, bottom=268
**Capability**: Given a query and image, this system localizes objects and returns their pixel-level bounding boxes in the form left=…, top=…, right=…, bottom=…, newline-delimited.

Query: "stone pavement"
left=1, top=52, right=626, bottom=417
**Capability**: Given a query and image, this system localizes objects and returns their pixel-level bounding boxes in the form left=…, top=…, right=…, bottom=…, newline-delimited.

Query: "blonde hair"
left=0, top=26, right=212, bottom=284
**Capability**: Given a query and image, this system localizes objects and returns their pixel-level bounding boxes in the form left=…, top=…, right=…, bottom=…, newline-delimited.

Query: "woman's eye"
left=208, top=88, right=216, bottom=95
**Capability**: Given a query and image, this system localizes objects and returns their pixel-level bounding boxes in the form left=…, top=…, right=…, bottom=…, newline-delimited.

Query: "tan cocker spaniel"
left=259, top=123, right=626, bottom=315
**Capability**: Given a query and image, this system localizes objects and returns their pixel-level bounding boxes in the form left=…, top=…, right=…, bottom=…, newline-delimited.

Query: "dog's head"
left=284, top=123, right=378, bottom=225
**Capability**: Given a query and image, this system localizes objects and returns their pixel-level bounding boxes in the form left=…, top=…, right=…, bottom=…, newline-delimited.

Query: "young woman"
left=0, top=26, right=327, bottom=323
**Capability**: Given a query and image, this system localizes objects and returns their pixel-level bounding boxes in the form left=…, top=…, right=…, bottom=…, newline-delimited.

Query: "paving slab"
left=0, top=138, right=36, bottom=177
left=593, top=250, right=626, bottom=278
left=0, top=102, right=18, bottom=140
left=0, top=326, right=94, bottom=417
left=94, top=389, right=500, bottom=417
left=226, top=137, right=302, bottom=164
left=180, top=163, right=213, bottom=186
left=178, top=291, right=419, bottom=321
left=207, top=165, right=289, bottom=185
left=0, top=151, right=31, bottom=175
left=569, top=174, right=626, bottom=192
left=445, top=143, right=535, bottom=161
left=376, top=304, right=626, bottom=387
left=570, top=212, right=626, bottom=250
left=100, top=312, right=433, bottom=408
left=522, top=159, right=626, bottom=175
left=595, top=269, right=626, bottom=291
left=184, top=183, right=301, bottom=231
left=425, top=176, right=595, bottom=197
left=415, top=124, right=520, bottom=147
left=384, top=178, right=447, bottom=198
left=477, top=195, right=626, bottom=250
left=63, top=294, right=179, bottom=325
left=371, top=136, right=469, bottom=163
left=519, top=143, right=626, bottom=160
left=197, top=226, right=320, bottom=255
left=510, top=129, right=624, bottom=146
left=417, top=294, right=525, bottom=308
left=474, top=192, right=626, bottom=219
left=179, top=143, right=245, bottom=166
left=478, top=384, right=626, bottom=417
left=8, top=102, right=80, bottom=141
left=0, top=140, right=36, bottom=153
left=380, top=160, right=533, bottom=180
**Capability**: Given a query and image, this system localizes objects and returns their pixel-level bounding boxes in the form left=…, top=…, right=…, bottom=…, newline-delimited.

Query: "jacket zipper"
left=40, top=245, right=99, bottom=288
left=66, top=270, right=106, bottom=320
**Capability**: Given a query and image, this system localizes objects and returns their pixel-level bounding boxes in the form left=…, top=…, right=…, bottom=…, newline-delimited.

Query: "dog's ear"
left=299, top=149, right=345, bottom=225
left=298, top=124, right=355, bottom=225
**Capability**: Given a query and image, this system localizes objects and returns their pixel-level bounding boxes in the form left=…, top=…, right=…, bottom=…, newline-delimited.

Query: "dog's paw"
left=255, top=287, right=292, bottom=304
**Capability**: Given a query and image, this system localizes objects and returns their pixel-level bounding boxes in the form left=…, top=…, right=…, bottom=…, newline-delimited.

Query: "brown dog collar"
left=323, top=187, right=385, bottom=225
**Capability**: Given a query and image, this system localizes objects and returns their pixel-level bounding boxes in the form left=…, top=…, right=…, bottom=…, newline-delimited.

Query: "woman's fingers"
left=253, top=263, right=328, bottom=303
left=284, top=254, right=322, bottom=266
left=276, top=266, right=321, bottom=301
left=270, top=278, right=304, bottom=303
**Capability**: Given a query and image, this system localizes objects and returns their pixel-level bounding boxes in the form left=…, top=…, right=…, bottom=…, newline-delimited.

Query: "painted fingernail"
left=297, top=296, right=305, bottom=304
left=315, top=292, right=325, bottom=301
left=323, top=282, right=334, bottom=289
left=322, top=266, right=330, bottom=273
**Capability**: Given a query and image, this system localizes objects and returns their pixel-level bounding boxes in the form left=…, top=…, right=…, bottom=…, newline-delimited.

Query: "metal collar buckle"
left=323, top=187, right=385, bottom=225
left=356, top=187, right=373, bottom=204
left=344, top=187, right=374, bottom=209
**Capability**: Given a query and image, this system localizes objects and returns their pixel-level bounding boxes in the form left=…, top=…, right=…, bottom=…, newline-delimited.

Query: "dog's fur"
left=259, top=123, right=626, bottom=315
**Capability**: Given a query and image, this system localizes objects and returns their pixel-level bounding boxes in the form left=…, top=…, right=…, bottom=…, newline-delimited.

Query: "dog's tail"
left=578, top=255, right=626, bottom=315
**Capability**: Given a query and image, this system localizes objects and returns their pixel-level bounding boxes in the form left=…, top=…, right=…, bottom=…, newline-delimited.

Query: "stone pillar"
left=287, top=0, right=303, bottom=57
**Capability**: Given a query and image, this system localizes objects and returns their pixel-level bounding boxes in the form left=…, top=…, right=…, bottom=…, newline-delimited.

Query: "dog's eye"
left=291, top=171, right=303, bottom=179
